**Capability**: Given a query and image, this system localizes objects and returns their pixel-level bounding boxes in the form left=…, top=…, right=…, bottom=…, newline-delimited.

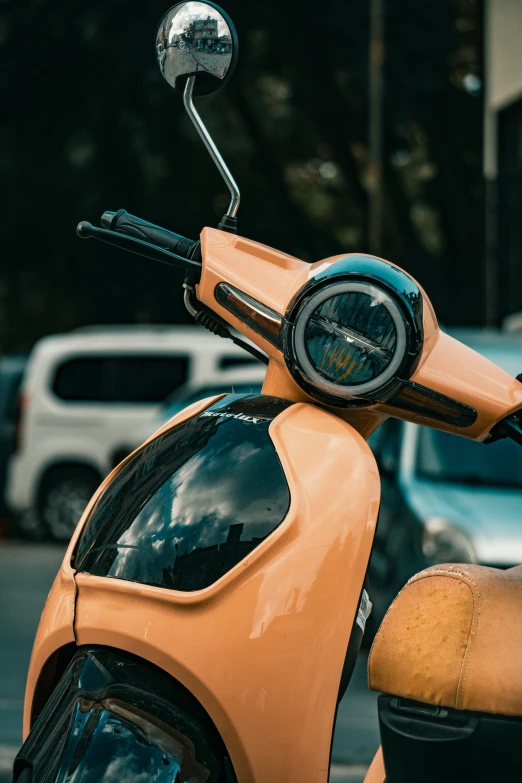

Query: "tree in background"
left=0, top=0, right=483, bottom=354
left=181, top=20, right=197, bottom=46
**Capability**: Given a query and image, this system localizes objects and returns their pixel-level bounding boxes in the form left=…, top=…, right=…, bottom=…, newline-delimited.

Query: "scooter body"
left=17, top=228, right=522, bottom=782
left=14, top=3, right=522, bottom=782
left=22, top=391, right=379, bottom=781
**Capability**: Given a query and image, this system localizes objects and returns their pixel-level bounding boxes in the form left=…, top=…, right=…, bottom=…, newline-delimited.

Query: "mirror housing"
left=156, top=1, right=238, bottom=97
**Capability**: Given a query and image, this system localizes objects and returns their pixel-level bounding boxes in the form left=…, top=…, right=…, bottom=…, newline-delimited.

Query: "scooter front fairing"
left=19, top=393, right=380, bottom=782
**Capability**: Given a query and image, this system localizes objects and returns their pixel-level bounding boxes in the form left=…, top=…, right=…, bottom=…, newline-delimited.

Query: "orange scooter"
left=13, top=3, right=522, bottom=782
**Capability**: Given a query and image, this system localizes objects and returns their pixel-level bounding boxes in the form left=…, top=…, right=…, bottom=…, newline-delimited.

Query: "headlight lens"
left=292, top=281, right=407, bottom=400
left=421, top=518, right=477, bottom=565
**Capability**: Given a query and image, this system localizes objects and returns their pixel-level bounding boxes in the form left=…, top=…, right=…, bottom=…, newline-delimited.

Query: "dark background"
left=0, top=0, right=483, bottom=353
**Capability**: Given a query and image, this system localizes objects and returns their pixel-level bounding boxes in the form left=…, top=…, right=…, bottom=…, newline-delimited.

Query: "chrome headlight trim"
left=283, top=255, right=425, bottom=407
left=292, top=280, right=408, bottom=400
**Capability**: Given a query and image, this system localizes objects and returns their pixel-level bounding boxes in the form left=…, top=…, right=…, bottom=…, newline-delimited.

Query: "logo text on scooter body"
left=200, top=410, right=264, bottom=424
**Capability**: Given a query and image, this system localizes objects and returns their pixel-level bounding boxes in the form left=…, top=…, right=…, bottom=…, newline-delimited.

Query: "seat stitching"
left=408, top=566, right=481, bottom=588
left=368, top=590, right=404, bottom=682
left=409, top=568, right=482, bottom=709
left=369, top=567, right=482, bottom=708
left=367, top=568, right=466, bottom=682
left=367, top=568, right=430, bottom=677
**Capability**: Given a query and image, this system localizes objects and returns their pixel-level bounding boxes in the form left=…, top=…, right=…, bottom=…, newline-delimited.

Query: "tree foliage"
left=0, top=0, right=483, bottom=353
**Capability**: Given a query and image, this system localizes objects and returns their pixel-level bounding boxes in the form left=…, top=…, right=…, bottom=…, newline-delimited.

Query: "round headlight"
left=292, top=281, right=407, bottom=400
left=421, top=518, right=477, bottom=565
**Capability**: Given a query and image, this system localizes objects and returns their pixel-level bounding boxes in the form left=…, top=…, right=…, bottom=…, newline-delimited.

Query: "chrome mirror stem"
left=183, top=75, right=240, bottom=221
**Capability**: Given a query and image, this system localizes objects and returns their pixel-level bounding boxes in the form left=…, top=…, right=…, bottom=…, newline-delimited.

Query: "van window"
left=0, top=367, right=25, bottom=422
left=53, top=356, right=189, bottom=403
left=219, top=355, right=261, bottom=370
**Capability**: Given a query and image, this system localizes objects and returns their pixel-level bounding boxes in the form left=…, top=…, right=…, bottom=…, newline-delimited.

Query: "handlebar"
left=101, top=210, right=200, bottom=261
left=489, top=412, right=522, bottom=447
left=77, top=209, right=202, bottom=282
left=77, top=210, right=268, bottom=364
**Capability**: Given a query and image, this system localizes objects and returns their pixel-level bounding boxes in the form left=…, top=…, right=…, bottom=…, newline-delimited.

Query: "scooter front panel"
left=71, top=402, right=380, bottom=782
left=73, top=394, right=292, bottom=592
left=22, top=394, right=220, bottom=741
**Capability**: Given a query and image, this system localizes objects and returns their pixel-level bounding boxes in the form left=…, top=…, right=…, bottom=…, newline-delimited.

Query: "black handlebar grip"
left=101, top=210, right=200, bottom=261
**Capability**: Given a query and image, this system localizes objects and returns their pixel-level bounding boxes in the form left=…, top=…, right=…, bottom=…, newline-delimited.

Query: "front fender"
left=15, top=647, right=234, bottom=783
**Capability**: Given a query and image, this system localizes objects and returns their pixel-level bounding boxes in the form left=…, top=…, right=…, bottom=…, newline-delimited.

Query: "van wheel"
left=39, top=467, right=99, bottom=542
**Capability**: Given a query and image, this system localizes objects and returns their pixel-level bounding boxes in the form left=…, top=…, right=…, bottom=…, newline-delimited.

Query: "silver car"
left=368, top=328, right=522, bottom=631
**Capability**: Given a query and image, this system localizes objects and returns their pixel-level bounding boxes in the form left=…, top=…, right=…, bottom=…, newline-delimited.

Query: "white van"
left=6, top=325, right=261, bottom=540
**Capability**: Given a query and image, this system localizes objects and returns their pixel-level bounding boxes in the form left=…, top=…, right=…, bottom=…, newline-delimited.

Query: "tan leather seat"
left=368, top=563, right=522, bottom=717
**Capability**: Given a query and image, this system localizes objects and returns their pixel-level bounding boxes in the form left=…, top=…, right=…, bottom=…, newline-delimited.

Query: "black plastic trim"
left=215, top=283, right=283, bottom=348
left=387, top=381, right=477, bottom=427
left=378, top=693, right=522, bottom=782
left=14, top=646, right=238, bottom=783
left=488, top=410, right=522, bottom=445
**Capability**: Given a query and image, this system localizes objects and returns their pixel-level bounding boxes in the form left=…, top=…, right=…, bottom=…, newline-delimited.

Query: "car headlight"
left=421, top=518, right=477, bottom=565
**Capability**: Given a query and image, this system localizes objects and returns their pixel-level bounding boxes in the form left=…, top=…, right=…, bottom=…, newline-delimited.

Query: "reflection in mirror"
left=156, top=1, right=237, bottom=96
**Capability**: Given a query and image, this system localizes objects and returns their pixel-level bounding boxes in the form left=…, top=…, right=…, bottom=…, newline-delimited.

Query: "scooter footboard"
left=14, top=646, right=236, bottom=783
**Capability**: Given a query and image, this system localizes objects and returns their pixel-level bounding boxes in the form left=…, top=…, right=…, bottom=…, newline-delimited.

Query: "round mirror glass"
left=156, top=1, right=238, bottom=96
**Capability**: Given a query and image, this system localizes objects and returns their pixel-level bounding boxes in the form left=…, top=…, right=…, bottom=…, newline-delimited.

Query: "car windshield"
left=416, top=427, right=522, bottom=489
left=184, top=383, right=262, bottom=404
left=163, top=383, right=262, bottom=415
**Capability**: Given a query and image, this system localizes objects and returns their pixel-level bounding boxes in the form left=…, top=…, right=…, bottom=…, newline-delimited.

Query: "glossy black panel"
left=75, top=395, right=291, bottom=591
left=214, top=282, right=283, bottom=348
left=378, top=694, right=522, bottom=783
left=14, top=647, right=236, bottom=783
left=388, top=381, right=477, bottom=427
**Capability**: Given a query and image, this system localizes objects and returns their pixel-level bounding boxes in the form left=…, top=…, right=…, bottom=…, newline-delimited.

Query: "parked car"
left=0, top=354, right=27, bottom=521
left=159, top=365, right=265, bottom=421
left=131, top=365, right=266, bottom=446
left=368, top=328, right=522, bottom=632
left=6, top=325, right=261, bottom=540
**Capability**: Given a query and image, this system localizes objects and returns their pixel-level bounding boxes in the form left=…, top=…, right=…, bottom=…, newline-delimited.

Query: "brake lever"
left=486, top=411, right=522, bottom=446
left=76, top=221, right=201, bottom=277
left=501, top=414, right=522, bottom=446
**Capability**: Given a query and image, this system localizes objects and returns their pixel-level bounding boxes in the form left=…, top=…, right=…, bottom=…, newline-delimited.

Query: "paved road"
left=0, top=543, right=380, bottom=782
left=163, top=45, right=230, bottom=84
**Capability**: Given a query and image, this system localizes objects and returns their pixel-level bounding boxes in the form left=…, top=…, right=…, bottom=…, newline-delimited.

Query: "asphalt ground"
left=0, top=542, right=380, bottom=782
